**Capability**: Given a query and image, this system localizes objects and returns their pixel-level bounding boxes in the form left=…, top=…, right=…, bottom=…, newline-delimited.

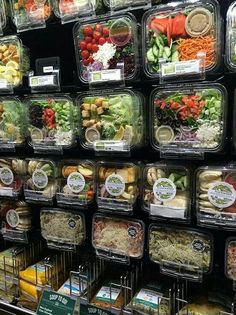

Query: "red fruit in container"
left=103, top=27, right=109, bottom=37
left=85, top=36, right=92, bottom=43
left=80, top=41, right=87, bottom=50
left=92, top=39, right=97, bottom=44
left=81, top=50, right=90, bottom=59
left=83, top=59, right=90, bottom=66
left=99, top=37, right=106, bottom=45
left=93, top=31, right=101, bottom=41
left=95, top=23, right=102, bottom=32
left=87, top=43, right=93, bottom=51
left=84, top=25, right=92, bottom=36
left=92, top=44, right=98, bottom=52
left=106, top=37, right=112, bottom=43
left=88, top=56, right=94, bottom=64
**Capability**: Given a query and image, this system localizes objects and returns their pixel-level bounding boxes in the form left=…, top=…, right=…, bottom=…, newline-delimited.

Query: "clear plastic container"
left=53, top=0, right=104, bottom=24
left=97, top=161, right=140, bottom=214
left=92, top=213, right=145, bottom=259
left=10, top=0, right=52, bottom=32
left=142, top=163, right=191, bottom=221
left=196, top=166, right=236, bottom=229
left=0, top=158, right=26, bottom=198
left=142, top=0, right=222, bottom=78
left=0, top=0, right=7, bottom=35
left=56, top=159, right=95, bottom=208
left=226, top=2, right=236, bottom=71
left=225, top=238, right=236, bottom=281
left=0, top=36, right=30, bottom=89
left=149, top=225, right=213, bottom=277
left=40, top=208, right=85, bottom=248
left=0, top=97, right=27, bottom=147
left=0, top=201, right=32, bottom=242
left=150, top=83, right=227, bottom=154
left=77, top=89, right=145, bottom=152
left=103, top=0, right=150, bottom=11
left=24, top=158, right=57, bottom=205
left=26, top=95, right=76, bottom=151
left=73, top=13, right=139, bottom=84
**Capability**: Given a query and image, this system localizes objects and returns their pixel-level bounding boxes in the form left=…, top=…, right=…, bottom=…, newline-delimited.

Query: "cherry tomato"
left=85, top=36, right=92, bottom=44
left=99, top=37, right=106, bottom=45
left=92, top=44, right=98, bottom=52
left=83, top=59, right=90, bottom=66
left=79, top=41, right=87, bottom=50
left=103, top=27, right=109, bottom=37
left=93, top=31, right=101, bottom=41
left=84, top=25, right=92, bottom=36
left=106, top=37, right=112, bottom=43
left=81, top=50, right=90, bottom=59
left=88, top=56, right=94, bottom=64
left=86, top=43, right=93, bottom=51
left=92, top=38, right=97, bottom=44
left=94, top=23, right=102, bottom=32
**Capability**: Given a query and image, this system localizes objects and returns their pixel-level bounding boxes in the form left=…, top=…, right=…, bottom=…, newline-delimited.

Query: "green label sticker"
left=105, top=174, right=125, bottom=197
left=95, top=286, right=120, bottom=303
left=67, top=172, right=85, bottom=193
left=153, top=178, right=176, bottom=202
left=36, top=290, right=77, bottom=315
left=32, top=169, right=48, bottom=189
left=208, top=182, right=236, bottom=208
left=0, top=167, right=14, bottom=185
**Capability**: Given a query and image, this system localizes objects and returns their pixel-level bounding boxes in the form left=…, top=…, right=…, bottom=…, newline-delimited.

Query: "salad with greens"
left=78, top=91, right=144, bottom=150
left=27, top=96, right=76, bottom=148
left=0, top=98, right=26, bottom=145
left=152, top=86, right=225, bottom=151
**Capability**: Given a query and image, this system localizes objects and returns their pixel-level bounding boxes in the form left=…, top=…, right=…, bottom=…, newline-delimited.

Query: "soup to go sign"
left=36, top=290, right=79, bottom=315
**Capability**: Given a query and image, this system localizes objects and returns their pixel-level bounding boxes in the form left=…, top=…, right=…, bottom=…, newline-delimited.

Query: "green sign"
left=80, top=303, right=112, bottom=315
left=36, top=290, right=78, bottom=315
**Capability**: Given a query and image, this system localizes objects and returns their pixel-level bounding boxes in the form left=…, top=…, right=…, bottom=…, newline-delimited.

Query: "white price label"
left=90, top=69, right=121, bottom=83
left=96, top=286, right=120, bottom=303
left=29, top=75, right=55, bottom=87
left=0, top=79, right=7, bottom=89
left=94, top=140, right=128, bottom=152
left=150, top=204, right=185, bottom=219
left=43, top=66, right=54, bottom=73
left=0, top=187, right=13, bottom=197
left=161, top=60, right=200, bottom=77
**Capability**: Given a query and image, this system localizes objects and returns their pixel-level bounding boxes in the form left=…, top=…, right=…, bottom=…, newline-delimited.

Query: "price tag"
left=29, top=75, right=55, bottom=87
left=90, top=69, right=121, bottom=83
left=0, top=187, right=13, bottom=197
left=80, top=304, right=111, bottom=315
left=150, top=205, right=185, bottom=219
left=94, top=140, right=129, bottom=152
left=43, top=66, right=54, bottom=73
left=161, top=60, right=200, bottom=77
left=0, top=79, right=7, bottom=89
left=36, top=290, right=78, bottom=315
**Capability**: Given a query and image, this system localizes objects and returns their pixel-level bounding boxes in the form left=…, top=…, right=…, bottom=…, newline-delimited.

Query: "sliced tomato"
left=167, top=17, right=172, bottom=46
left=150, top=18, right=168, bottom=34
left=172, top=14, right=186, bottom=37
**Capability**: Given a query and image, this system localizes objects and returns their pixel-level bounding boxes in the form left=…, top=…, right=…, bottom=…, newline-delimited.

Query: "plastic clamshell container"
left=40, top=208, right=85, bottom=247
left=53, top=0, right=103, bottom=24
left=103, top=0, right=150, bottom=10
left=150, top=83, right=227, bottom=154
left=27, top=94, right=76, bottom=150
left=225, top=238, right=236, bottom=281
left=142, top=0, right=222, bottom=78
left=73, top=13, right=139, bottom=84
left=142, top=163, right=191, bottom=221
left=0, top=158, right=26, bottom=198
left=77, top=89, right=145, bottom=151
left=10, top=0, right=52, bottom=32
left=195, top=166, right=236, bottom=229
left=0, top=97, right=27, bottom=147
left=1, top=201, right=32, bottom=242
left=97, top=161, right=140, bottom=213
left=92, top=213, right=145, bottom=259
left=57, top=159, right=95, bottom=207
left=24, top=158, right=57, bottom=205
left=0, top=0, right=7, bottom=34
left=226, top=2, right=236, bottom=71
left=0, top=35, right=29, bottom=89
left=148, top=225, right=213, bottom=277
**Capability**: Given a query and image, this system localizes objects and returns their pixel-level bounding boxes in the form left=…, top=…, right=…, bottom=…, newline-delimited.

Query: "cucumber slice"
left=147, top=48, right=156, bottom=62
left=164, top=46, right=171, bottom=58
left=152, top=45, right=159, bottom=57
left=171, top=51, right=179, bottom=62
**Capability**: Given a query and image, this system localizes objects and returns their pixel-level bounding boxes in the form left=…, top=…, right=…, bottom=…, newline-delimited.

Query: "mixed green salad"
left=28, top=96, right=75, bottom=148
left=152, top=87, right=224, bottom=150
left=79, top=92, right=144, bottom=149
left=0, top=99, right=26, bottom=145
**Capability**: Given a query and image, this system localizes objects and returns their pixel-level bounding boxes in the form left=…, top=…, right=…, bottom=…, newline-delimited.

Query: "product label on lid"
left=68, top=218, right=76, bottom=229
left=161, top=60, right=200, bottom=77
left=134, top=288, right=162, bottom=309
left=90, top=69, right=121, bottom=83
left=96, top=286, right=120, bottom=303
left=32, top=169, right=48, bottom=189
left=67, top=172, right=85, bottom=193
left=153, top=178, right=176, bottom=202
left=43, top=66, right=54, bottom=73
left=0, top=167, right=14, bottom=185
left=6, top=209, right=19, bottom=228
left=94, top=140, right=128, bottom=152
left=105, top=174, right=125, bottom=197
left=208, top=182, right=236, bottom=208
left=29, top=75, right=55, bottom=87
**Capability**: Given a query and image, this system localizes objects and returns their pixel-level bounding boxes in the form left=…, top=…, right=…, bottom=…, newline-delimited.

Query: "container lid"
left=92, top=213, right=145, bottom=259
left=27, top=95, right=75, bottom=149
left=226, top=2, right=236, bottom=70
left=225, top=238, right=236, bottom=281
left=0, top=0, right=7, bottom=32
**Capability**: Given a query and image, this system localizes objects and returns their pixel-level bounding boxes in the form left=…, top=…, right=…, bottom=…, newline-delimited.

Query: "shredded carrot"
left=177, top=36, right=216, bottom=68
